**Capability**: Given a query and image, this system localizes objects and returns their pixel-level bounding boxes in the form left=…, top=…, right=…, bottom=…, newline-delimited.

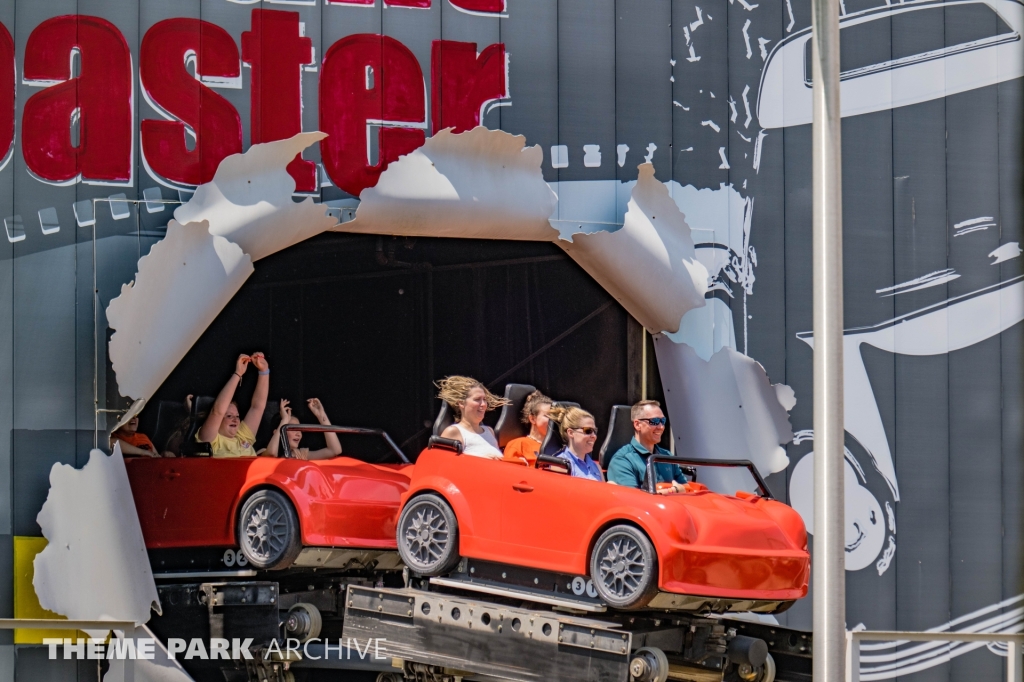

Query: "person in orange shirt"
left=110, top=415, right=159, bottom=457
left=502, top=390, right=552, bottom=466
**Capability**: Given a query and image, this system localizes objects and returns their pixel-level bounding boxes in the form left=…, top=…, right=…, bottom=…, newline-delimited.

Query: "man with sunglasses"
left=606, top=400, right=688, bottom=494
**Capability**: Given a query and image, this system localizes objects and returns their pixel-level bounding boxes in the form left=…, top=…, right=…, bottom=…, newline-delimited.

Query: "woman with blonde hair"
left=502, top=390, right=552, bottom=466
left=549, top=405, right=604, bottom=481
left=437, top=376, right=509, bottom=459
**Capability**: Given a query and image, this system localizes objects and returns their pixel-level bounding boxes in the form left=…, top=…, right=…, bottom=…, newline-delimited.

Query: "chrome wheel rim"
left=596, top=535, right=646, bottom=600
left=403, top=503, right=450, bottom=569
left=244, top=500, right=288, bottom=562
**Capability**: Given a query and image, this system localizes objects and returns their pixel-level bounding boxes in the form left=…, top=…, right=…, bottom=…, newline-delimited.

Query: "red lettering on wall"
left=140, top=19, right=242, bottom=187
left=320, top=34, right=426, bottom=196
left=449, top=0, right=506, bottom=14
left=22, top=16, right=133, bottom=184
left=242, top=9, right=317, bottom=192
left=0, top=23, right=14, bottom=169
left=431, top=40, right=507, bottom=134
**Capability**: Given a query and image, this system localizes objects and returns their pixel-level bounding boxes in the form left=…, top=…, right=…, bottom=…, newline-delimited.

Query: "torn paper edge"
left=35, top=444, right=161, bottom=633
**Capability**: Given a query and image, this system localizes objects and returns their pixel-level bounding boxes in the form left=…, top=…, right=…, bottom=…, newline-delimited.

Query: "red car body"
left=126, top=456, right=411, bottom=550
left=403, top=448, right=810, bottom=604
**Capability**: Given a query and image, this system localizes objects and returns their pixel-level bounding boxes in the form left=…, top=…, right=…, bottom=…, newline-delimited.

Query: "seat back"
left=180, top=396, right=213, bottom=457
left=539, top=401, right=579, bottom=456
left=493, top=383, right=537, bottom=448
left=599, top=405, right=635, bottom=469
left=432, top=400, right=455, bottom=437
left=152, top=400, right=189, bottom=453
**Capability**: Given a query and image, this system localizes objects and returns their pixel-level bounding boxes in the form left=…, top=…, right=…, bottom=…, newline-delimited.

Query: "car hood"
left=661, top=492, right=807, bottom=552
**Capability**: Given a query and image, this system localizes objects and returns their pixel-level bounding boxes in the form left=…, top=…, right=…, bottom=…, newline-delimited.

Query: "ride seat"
left=538, top=401, right=580, bottom=456
left=492, top=383, right=537, bottom=447
left=180, top=396, right=214, bottom=457
left=432, top=400, right=455, bottom=437
left=152, top=399, right=188, bottom=453
left=598, top=405, right=634, bottom=470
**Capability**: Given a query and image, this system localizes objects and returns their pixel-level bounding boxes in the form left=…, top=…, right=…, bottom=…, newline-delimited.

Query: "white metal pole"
left=811, top=0, right=845, bottom=679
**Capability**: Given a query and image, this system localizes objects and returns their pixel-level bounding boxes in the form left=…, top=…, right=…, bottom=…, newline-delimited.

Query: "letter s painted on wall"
left=140, top=19, right=243, bottom=188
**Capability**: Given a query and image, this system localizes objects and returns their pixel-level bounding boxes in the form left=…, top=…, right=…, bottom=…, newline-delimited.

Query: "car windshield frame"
left=643, top=455, right=774, bottom=499
left=279, top=423, right=410, bottom=464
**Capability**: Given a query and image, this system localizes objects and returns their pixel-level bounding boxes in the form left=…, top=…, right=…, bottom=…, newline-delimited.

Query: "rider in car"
left=197, top=353, right=270, bottom=457
left=437, top=375, right=509, bottom=459
left=502, top=390, right=552, bottom=466
left=264, top=398, right=343, bottom=460
left=550, top=405, right=604, bottom=481
left=606, top=400, right=687, bottom=494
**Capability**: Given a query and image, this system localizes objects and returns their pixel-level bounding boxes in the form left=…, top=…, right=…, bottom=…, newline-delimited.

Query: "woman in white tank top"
left=436, top=376, right=509, bottom=460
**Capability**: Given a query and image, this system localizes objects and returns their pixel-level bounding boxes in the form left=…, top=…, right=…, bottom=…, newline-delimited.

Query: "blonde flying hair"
left=436, top=376, right=509, bottom=418
left=520, top=390, right=553, bottom=425
left=547, top=405, right=595, bottom=441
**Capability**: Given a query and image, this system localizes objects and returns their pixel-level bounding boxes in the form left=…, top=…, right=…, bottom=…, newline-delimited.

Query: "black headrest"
left=538, top=401, right=580, bottom=456
left=432, top=400, right=455, bottom=437
left=599, top=405, right=635, bottom=469
left=493, top=383, right=537, bottom=447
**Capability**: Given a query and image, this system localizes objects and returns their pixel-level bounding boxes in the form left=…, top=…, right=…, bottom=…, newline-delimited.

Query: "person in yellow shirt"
left=197, top=352, right=270, bottom=458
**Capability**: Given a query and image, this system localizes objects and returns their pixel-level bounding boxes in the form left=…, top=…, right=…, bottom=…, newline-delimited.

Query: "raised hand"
left=251, top=352, right=269, bottom=372
left=307, top=398, right=327, bottom=423
left=235, top=354, right=251, bottom=376
left=279, top=399, right=292, bottom=421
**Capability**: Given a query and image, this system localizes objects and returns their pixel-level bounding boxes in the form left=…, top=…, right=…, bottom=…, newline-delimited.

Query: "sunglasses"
left=570, top=427, right=599, bottom=436
left=637, top=417, right=667, bottom=426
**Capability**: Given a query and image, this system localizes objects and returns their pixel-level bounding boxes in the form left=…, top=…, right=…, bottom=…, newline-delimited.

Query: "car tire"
left=397, top=493, right=461, bottom=576
left=590, top=524, right=659, bottom=610
left=237, top=489, right=302, bottom=570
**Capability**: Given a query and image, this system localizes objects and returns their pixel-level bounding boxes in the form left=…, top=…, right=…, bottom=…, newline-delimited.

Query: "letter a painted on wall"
left=22, top=16, right=133, bottom=185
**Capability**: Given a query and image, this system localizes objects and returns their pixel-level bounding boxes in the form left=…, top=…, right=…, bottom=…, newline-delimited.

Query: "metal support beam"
left=811, top=0, right=845, bottom=679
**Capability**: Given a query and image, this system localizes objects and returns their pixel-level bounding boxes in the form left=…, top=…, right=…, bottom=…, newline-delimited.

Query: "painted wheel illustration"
left=590, top=525, right=659, bottom=609
left=237, top=490, right=302, bottom=570
left=397, top=493, right=461, bottom=576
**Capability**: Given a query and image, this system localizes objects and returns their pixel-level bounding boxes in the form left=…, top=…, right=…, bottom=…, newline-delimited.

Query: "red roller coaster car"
left=126, top=425, right=412, bottom=571
left=396, top=444, right=809, bottom=612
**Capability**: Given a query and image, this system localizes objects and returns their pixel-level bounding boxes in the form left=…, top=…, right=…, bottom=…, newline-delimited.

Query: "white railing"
left=847, top=630, right=1024, bottom=682
left=0, top=618, right=137, bottom=682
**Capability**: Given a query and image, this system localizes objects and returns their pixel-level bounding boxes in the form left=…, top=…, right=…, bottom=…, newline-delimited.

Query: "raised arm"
left=304, top=398, right=342, bottom=460
left=198, top=355, right=249, bottom=443
left=244, top=352, right=270, bottom=435
left=264, top=399, right=291, bottom=457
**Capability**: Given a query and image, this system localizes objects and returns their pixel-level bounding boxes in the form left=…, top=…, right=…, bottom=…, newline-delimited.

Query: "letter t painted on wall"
left=242, top=9, right=317, bottom=192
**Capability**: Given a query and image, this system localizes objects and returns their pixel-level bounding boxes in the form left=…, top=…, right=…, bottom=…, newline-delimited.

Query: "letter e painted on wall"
left=141, top=19, right=243, bottom=188
left=431, top=40, right=507, bottom=134
left=22, top=16, right=133, bottom=185
left=242, top=9, right=317, bottom=192
left=320, top=34, right=426, bottom=196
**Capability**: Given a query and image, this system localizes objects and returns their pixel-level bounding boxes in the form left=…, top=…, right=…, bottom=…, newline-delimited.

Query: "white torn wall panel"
left=560, top=164, right=708, bottom=334
left=103, top=625, right=195, bottom=682
left=653, top=336, right=794, bottom=481
left=340, top=126, right=558, bottom=241
left=34, top=445, right=160, bottom=633
left=107, top=220, right=254, bottom=401
left=109, top=134, right=336, bottom=402
left=174, top=132, right=338, bottom=262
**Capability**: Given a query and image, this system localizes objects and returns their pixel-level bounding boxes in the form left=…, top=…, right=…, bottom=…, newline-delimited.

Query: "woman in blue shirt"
left=549, top=405, right=604, bottom=482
